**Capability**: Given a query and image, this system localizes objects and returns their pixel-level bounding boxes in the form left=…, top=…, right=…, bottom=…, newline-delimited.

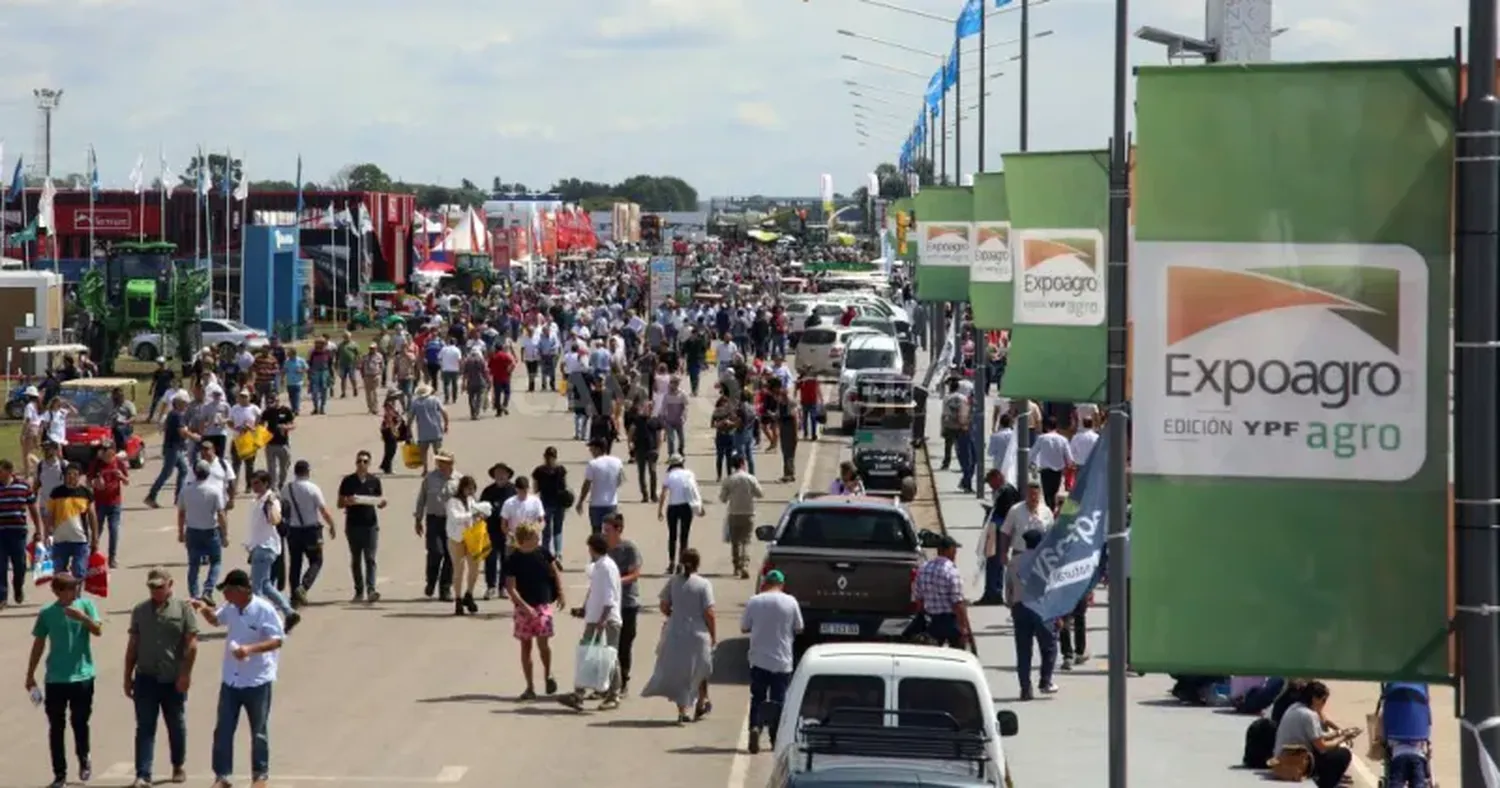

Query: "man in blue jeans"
left=176, top=462, right=228, bottom=603
left=1005, top=530, right=1057, bottom=701
left=146, top=394, right=198, bottom=508
left=0, top=459, right=41, bottom=609
left=576, top=438, right=623, bottom=536
left=741, top=570, right=803, bottom=754
left=125, top=567, right=198, bottom=787
left=188, top=569, right=285, bottom=788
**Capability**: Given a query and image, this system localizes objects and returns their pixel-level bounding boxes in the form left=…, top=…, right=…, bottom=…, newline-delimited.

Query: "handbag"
left=557, top=487, right=576, bottom=510
left=401, top=442, right=424, bottom=470
left=574, top=631, right=618, bottom=692
left=84, top=550, right=109, bottom=597
left=1266, top=745, right=1313, bottom=781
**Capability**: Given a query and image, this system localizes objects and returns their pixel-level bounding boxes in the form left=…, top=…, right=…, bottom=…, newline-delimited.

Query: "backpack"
left=940, top=394, right=965, bottom=431
left=1241, top=717, right=1278, bottom=769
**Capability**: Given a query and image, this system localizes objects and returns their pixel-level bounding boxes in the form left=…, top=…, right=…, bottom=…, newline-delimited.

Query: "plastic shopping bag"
left=462, top=519, right=492, bottom=560
left=574, top=634, right=618, bottom=693
left=401, top=442, right=424, bottom=470
left=84, top=550, right=109, bottom=598
left=233, top=430, right=259, bottom=461
left=30, top=540, right=54, bottom=587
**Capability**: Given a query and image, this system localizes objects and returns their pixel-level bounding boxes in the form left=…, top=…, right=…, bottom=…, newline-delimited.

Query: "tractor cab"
left=451, top=252, right=496, bottom=296
left=105, top=241, right=176, bottom=333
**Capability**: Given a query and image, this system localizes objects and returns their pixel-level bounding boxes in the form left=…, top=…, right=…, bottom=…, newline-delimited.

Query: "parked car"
left=795, top=325, right=880, bottom=377
left=766, top=642, right=1019, bottom=787
left=836, top=334, right=905, bottom=422
left=130, top=319, right=268, bottom=361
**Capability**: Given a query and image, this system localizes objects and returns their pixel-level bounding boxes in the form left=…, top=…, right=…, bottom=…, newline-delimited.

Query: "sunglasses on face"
left=356, top=457, right=371, bottom=464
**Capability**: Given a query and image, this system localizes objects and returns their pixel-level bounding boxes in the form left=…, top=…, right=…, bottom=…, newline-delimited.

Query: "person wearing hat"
left=740, top=568, right=802, bottom=753
left=413, top=451, right=458, bottom=600
left=187, top=567, right=286, bottom=788
left=912, top=533, right=971, bottom=650
left=408, top=383, right=449, bottom=475
left=124, top=568, right=198, bottom=787
left=360, top=343, right=386, bottom=415
left=259, top=391, right=295, bottom=492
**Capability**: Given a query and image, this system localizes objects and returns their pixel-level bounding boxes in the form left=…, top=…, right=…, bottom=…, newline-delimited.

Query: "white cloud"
left=0, top=0, right=1471, bottom=196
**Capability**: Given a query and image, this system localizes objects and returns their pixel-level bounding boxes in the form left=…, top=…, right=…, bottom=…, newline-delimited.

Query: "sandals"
left=694, top=700, right=714, bottom=721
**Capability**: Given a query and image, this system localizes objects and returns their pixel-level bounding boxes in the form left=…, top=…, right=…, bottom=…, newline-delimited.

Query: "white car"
left=766, top=642, right=1018, bottom=787
left=795, top=325, right=880, bottom=378
left=837, top=335, right=905, bottom=428
left=130, top=318, right=269, bottom=361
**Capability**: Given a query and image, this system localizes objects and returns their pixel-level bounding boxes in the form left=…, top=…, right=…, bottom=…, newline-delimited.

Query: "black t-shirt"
left=480, top=481, right=516, bottom=516
left=337, top=473, right=382, bottom=530
left=631, top=416, right=662, bottom=456
left=531, top=464, right=567, bottom=508
left=682, top=336, right=707, bottom=366
left=504, top=548, right=557, bottom=606
left=151, top=368, right=174, bottom=396
left=660, top=349, right=679, bottom=373
left=262, top=406, right=294, bottom=446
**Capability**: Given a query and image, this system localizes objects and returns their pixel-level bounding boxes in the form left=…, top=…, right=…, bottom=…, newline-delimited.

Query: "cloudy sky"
left=0, top=0, right=1470, bottom=199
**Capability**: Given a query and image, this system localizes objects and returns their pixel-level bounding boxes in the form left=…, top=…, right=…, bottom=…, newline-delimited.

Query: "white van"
left=766, top=643, right=1018, bottom=788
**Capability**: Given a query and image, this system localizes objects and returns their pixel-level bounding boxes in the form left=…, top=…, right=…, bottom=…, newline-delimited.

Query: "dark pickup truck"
left=755, top=494, right=938, bottom=648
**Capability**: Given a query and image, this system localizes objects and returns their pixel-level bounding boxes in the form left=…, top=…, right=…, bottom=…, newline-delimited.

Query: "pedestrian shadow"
left=588, top=718, right=684, bottom=729
left=416, top=693, right=511, bottom=704
left=495, top=705, right=580, bottom=717
left=982, top=664, right=1110, bottom=678
left=128, top=562, right=186, bottom=570
left=667, top=745, right=743, bottom=755
left=382, top=611, right=470, bottom=620
left=711, top=637, right=751, bottom=685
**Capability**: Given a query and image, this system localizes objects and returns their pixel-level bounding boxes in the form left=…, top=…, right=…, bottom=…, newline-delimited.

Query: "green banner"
left=913, top=186, right=972, bottom=302
left=998, top=150, right=1109, bottom=402
left=1130, top=59, right=1455, bottom=681
left=969, top=173, right=1013, bottom=330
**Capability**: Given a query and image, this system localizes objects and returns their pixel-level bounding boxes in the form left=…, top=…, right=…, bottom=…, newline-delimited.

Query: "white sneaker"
left=483, top=588, right=495, bottom=601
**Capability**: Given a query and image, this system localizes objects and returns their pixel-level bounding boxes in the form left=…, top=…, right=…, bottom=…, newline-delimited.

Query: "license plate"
left=820, top=622, right=860, bottom=636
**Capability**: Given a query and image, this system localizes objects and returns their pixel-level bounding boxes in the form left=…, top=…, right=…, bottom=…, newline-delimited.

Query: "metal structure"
left=31, top=88, right=62, bottom=180
left=77, top=240, right=210, bottom=374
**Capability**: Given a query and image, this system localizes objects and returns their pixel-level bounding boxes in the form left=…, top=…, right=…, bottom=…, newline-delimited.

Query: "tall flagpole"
left=224, top=148, right=232, bottom=320
left=158, top=146, right=168, bottom=241
left=87, top=147, right=95, bottom=269
left=237, top=161, right=248, bottom=323
left=193, top=149, right=202, bottom=269
left=20, top=184, right=29, bottom=268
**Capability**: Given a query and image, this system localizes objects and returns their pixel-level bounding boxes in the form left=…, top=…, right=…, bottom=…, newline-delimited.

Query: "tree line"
left=140, top=155, right=702, bottom=213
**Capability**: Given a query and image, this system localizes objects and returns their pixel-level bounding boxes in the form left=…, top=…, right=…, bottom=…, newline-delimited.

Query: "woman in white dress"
left=444, top=475, right=494, bottom=617
left=641, top=548, right=717, bottom=724
left=651, top=362, right=671, bottom=418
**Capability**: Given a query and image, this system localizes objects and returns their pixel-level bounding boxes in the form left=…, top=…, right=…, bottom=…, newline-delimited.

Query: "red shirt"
left=488, top=351, right=516, bottom=382
left=797, top=378, right=820, bottom=406
left=88, top=457, right=129, bottom=507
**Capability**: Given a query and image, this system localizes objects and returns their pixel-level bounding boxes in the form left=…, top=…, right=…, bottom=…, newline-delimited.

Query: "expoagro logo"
left=971, top=223, right=1013, bottom=282
left=921, top=223, right=971, bottom=266
left=1132, top=243, right=1429, bottom=484
left=1015, top=230, right=1105, bottom=326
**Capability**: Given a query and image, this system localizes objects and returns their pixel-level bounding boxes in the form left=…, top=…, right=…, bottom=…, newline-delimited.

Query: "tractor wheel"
left=5, top=400, right=24, bottom=420
left=134, top=342, right=159, bottom=362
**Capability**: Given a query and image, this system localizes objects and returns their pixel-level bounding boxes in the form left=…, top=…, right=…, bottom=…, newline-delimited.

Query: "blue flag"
left=1017, top=430, right=1112, bottom=621
left=942, top=45, right=959, bottom=90
left=5, top=156, right=22, bottom=204
left=88, top=147, right=100, bottom=200
left=925, top=70, right=943, bottom=110
left=956, top=0, right=982, bottom=39
left=994, top=0, right=1013, bottom=6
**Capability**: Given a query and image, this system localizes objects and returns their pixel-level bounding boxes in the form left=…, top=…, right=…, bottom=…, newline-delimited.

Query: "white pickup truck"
left=765, top=643, right=1019, bottom=788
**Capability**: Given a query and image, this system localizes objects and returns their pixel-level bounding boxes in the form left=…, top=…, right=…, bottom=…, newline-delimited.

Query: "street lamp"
left=843, top=79, right=922, bottom=98
left=850, top=91, right=896, bottom=105
left=841, top=54, right=927, bottom=79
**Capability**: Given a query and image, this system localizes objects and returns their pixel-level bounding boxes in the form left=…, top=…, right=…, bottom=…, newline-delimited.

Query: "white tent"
left=413, top=211, right=446, bottom=234
left=430, top=207, right=490, bottom=254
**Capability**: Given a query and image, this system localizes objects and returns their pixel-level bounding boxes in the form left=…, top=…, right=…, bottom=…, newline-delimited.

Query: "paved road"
left=0, top=377, right=853, bottom=788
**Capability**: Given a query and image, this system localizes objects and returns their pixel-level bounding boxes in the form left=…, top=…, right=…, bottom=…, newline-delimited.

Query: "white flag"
left=129, top=155, right=145, bottom=194
left=37, top=178, right=57, bottom=231
left=358, top=203, right=373, bottom=234
left=867, top=172, right=880, bottom=198
left=160, top=151, right=174, bottom=192
left=324, top=201, right=336, bottom=228
left=232, top=175, right=248, bottom=201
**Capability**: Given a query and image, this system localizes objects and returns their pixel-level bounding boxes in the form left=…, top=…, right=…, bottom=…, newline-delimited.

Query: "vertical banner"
left=998, top=150, right=1109, bottom=402
left=969, top=172, right=1013, bottom=330
left=891, top=197, right=916, bottom=262
left=1130, top=60, right=1455, bottom=681
left=819, top=173, right=834, bottom=219
left=912, top=186, right=973, bottom=302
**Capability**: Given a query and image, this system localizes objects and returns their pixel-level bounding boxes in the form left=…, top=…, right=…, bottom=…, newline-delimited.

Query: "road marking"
left=727, top=434, right=825, bottom=788
left=99, top=763, right=470, bottom=784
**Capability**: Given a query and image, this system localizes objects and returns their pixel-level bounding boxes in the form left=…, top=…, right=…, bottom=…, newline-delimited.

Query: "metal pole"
left=1020, top=0, right=1031, bottom=152
left=1456, top=2, right=1500, bottom=784
left=940, top=93, right=949, bottom=184
left=1105, top=0, right=1131, bottom=780
left=975, top=328, right=988, bottom=499
left=955, top=49, right=963, bottom=183
left=929, top=110, right=937, bottom=177
left=978, top=11, right=987, bottom=173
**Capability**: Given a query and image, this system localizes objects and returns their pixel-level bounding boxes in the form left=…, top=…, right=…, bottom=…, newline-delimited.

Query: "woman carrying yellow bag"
left=228, top=389, right=265, bottom=494
left=444, top=475, right=493, bottom=616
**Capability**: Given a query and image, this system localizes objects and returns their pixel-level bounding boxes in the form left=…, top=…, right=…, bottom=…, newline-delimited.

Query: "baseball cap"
left=217, top=569, right=252, bottom=591
left=146, top=567, right=172, bottom=588
left=763, top=569, right=786, bottom=585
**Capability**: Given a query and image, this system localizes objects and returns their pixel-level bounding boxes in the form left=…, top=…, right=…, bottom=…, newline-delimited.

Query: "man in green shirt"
left=125, top=567, right=199, bottom=787
left=25, top=573, right=104, bottom=788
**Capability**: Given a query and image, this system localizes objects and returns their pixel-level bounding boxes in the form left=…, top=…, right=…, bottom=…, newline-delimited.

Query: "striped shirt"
left=0, top=480, right=34, bottom=530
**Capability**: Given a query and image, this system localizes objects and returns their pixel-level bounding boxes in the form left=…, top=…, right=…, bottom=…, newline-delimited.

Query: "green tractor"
left=78, top=240, right=211, bottom=375
left=452, top=252, right=498, bottom=296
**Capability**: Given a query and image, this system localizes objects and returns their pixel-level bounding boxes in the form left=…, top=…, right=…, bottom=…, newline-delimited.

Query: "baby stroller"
left=1377, top=682, right=1433, bottom=788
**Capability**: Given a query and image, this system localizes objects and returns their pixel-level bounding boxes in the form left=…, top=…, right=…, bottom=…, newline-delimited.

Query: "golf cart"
left=57, top=377, right=146, bottom=468
left=5, top=343, right=92, bottom=419
left=850, top=373, right=917, bottom=498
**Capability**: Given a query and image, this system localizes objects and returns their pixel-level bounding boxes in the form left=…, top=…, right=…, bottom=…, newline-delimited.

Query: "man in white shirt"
left=741, top=570, right=803, bottom=753
left=988, top=411, right=1017, bottom=483
left=1029, top=416, right=1073, bottom=510
left=281, top=460, right=336, bottom=608
left=559, top=533, right=622, bottom=712
left=192, top=441, right=237, bottom=511
left=577, top=438, right=624, bottom=536
left=499, top=476, right=545, bottom=533
left=998, top=480, right=1054, bottom=567
left=436, top=341, right=463, bottom=404
left=188, top=568, right=285, bottom=788
left=1069, top=416, right=1100, bottom=470
left=227, top=390, right=262, bottom=494
left=241, top=470, right=299, bottom=629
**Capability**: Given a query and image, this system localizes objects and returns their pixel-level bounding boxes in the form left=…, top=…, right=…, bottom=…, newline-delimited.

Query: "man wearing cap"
left=913, top=534, right=972, bottom=650
left=741, top=569, right=803, bottom=754
left=188, top=568, right=285, bottom=788
left=413, top=451, right=458, bottom=600
left=125, top=568, right=198, bottom=787
left=360, top=343, right=385, bottom=415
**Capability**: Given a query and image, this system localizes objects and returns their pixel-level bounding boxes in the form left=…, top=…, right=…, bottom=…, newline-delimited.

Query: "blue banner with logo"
left=1018, top=430, right=1110, bottom=621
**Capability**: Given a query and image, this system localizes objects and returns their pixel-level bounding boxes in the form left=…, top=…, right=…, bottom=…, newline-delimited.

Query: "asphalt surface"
left=0, top=374, right=858, bottom=788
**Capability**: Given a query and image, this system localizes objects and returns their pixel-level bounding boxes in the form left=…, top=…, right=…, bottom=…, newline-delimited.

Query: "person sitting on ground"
left=1271, top=680, right=1359, bottom=788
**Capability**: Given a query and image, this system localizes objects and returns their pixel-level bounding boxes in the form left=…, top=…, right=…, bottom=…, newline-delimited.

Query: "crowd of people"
left=7, top=243, right=894, bottom=788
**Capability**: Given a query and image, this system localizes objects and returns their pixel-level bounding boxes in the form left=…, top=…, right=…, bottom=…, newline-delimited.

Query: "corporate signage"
left=917, top=222, right=973, bottom=267
left=1014, top=228, right=1106, bottom=326
left=55, top=206, right=159, bottom=235
left=970, top=221, right=1013, bottom=283
left=1132, top=242, right=1428, bottom=482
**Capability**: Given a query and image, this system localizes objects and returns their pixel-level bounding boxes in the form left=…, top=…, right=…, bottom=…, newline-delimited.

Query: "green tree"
left=247, top=179, right=296, bottom=190
left=343, top=163, right=392, bottom=192
left=180, top=152, right=243, bottom=191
